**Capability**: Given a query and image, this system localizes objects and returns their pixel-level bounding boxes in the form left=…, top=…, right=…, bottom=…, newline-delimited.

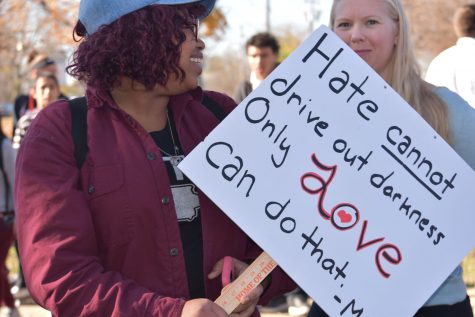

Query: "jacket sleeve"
left=14, top=101, right=185, bottom=317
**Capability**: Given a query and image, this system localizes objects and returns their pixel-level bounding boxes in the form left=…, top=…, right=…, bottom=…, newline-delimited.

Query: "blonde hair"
left=330, top=0, right=450, bottom=142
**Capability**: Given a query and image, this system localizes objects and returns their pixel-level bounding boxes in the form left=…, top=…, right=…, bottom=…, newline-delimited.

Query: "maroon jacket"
left=15, top=86, right=294, bottom=316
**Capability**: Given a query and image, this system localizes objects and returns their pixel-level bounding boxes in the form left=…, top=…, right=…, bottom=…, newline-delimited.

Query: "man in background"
left=12, top=51, right=69, bottom=143
left=425, top=4, right=475, bottom=108
left=13, top=72, right=63, bottom=150
left=234, top=32, right=280, bottom=104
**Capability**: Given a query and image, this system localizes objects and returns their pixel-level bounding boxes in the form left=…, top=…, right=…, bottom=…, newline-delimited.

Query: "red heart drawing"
left=338, top=210, right=352, bottom=223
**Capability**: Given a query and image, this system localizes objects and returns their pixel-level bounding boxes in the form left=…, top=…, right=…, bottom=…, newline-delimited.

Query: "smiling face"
left=155, top=20, right=205, bottom=96
left=176, top=23, right=205, bottom=91
left=332, top=0, right=398, bottom=81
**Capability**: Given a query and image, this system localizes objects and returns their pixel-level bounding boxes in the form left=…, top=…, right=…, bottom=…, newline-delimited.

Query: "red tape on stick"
left=221, top=256, right=235, bottom=287
left=215, top=252, right=277, bottom=314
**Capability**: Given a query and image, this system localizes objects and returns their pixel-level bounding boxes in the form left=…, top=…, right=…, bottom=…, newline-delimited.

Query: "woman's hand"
left=181, top=298, right=229, bottom=317
left=208, top=257, right=264, bottom=317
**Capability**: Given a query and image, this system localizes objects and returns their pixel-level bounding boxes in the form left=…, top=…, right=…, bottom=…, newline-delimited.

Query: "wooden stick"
left=215, top=252, right=277, bottom=314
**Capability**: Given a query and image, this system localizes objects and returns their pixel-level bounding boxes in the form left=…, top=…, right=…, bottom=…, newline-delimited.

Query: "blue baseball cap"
left=79, top=0, right=216, bottom=35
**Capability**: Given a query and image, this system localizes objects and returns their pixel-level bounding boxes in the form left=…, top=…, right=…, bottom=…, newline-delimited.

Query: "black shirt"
left=149, top=116, right=205, bottom=299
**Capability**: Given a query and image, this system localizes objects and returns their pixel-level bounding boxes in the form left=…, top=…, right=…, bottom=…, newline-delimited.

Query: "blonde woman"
left=308, top=0, right=475, bottom=316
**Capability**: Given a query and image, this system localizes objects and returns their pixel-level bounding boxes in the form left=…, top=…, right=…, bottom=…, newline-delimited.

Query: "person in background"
left=14, top=0, right=295, bottom=316
left=10, top=52, right=65, bottom=298
left=425, top=4, right=475, bottom=108
left=233, top=32, right=280, bottom=104
left=12, top=52, right=59, bottom=127
left=308, top=0, right=475, bottom=315
left=0, top=116, right=19, bottom=317
left=13, top=72, right=62, bottom=150
left=11, top=72, right=63, bottom=305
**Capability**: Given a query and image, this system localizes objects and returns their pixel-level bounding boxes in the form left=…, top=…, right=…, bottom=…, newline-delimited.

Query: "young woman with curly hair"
left=14, top=1, right=295, bottom=316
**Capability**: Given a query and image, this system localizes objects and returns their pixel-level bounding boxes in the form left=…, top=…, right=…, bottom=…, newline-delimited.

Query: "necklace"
left=157, top=110, right=183, bottom=167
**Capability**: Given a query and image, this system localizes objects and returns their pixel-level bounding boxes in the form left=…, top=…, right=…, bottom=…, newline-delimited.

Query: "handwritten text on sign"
left=179, top=25, right=475, bottom=317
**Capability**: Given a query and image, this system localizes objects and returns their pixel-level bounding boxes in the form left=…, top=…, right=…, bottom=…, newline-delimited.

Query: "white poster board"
left=179, top=25, right=475, bottom=316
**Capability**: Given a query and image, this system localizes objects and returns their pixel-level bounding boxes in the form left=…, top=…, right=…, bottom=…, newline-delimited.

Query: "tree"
left=0, top=2, right=227, bottom=104
left=0, top=0, right=78, bottom=103
left=202, top=7, right=228, bottom=40
left=275, top=25, right=306, bottom=61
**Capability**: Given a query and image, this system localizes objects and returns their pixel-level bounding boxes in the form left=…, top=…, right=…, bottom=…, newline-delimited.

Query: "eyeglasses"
left=188, top=18, right=200, bottom=41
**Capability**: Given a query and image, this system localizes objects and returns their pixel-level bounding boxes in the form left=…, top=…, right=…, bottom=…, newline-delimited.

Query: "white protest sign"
left=179, top=25, right=475, bottom=316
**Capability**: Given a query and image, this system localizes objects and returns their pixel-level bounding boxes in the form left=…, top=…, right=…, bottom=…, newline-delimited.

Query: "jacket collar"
left=85, top=85, right=118, bottom=109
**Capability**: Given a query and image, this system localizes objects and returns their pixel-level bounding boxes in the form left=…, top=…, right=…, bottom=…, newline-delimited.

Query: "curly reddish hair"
left=67, top=4, right=201, bottom=92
